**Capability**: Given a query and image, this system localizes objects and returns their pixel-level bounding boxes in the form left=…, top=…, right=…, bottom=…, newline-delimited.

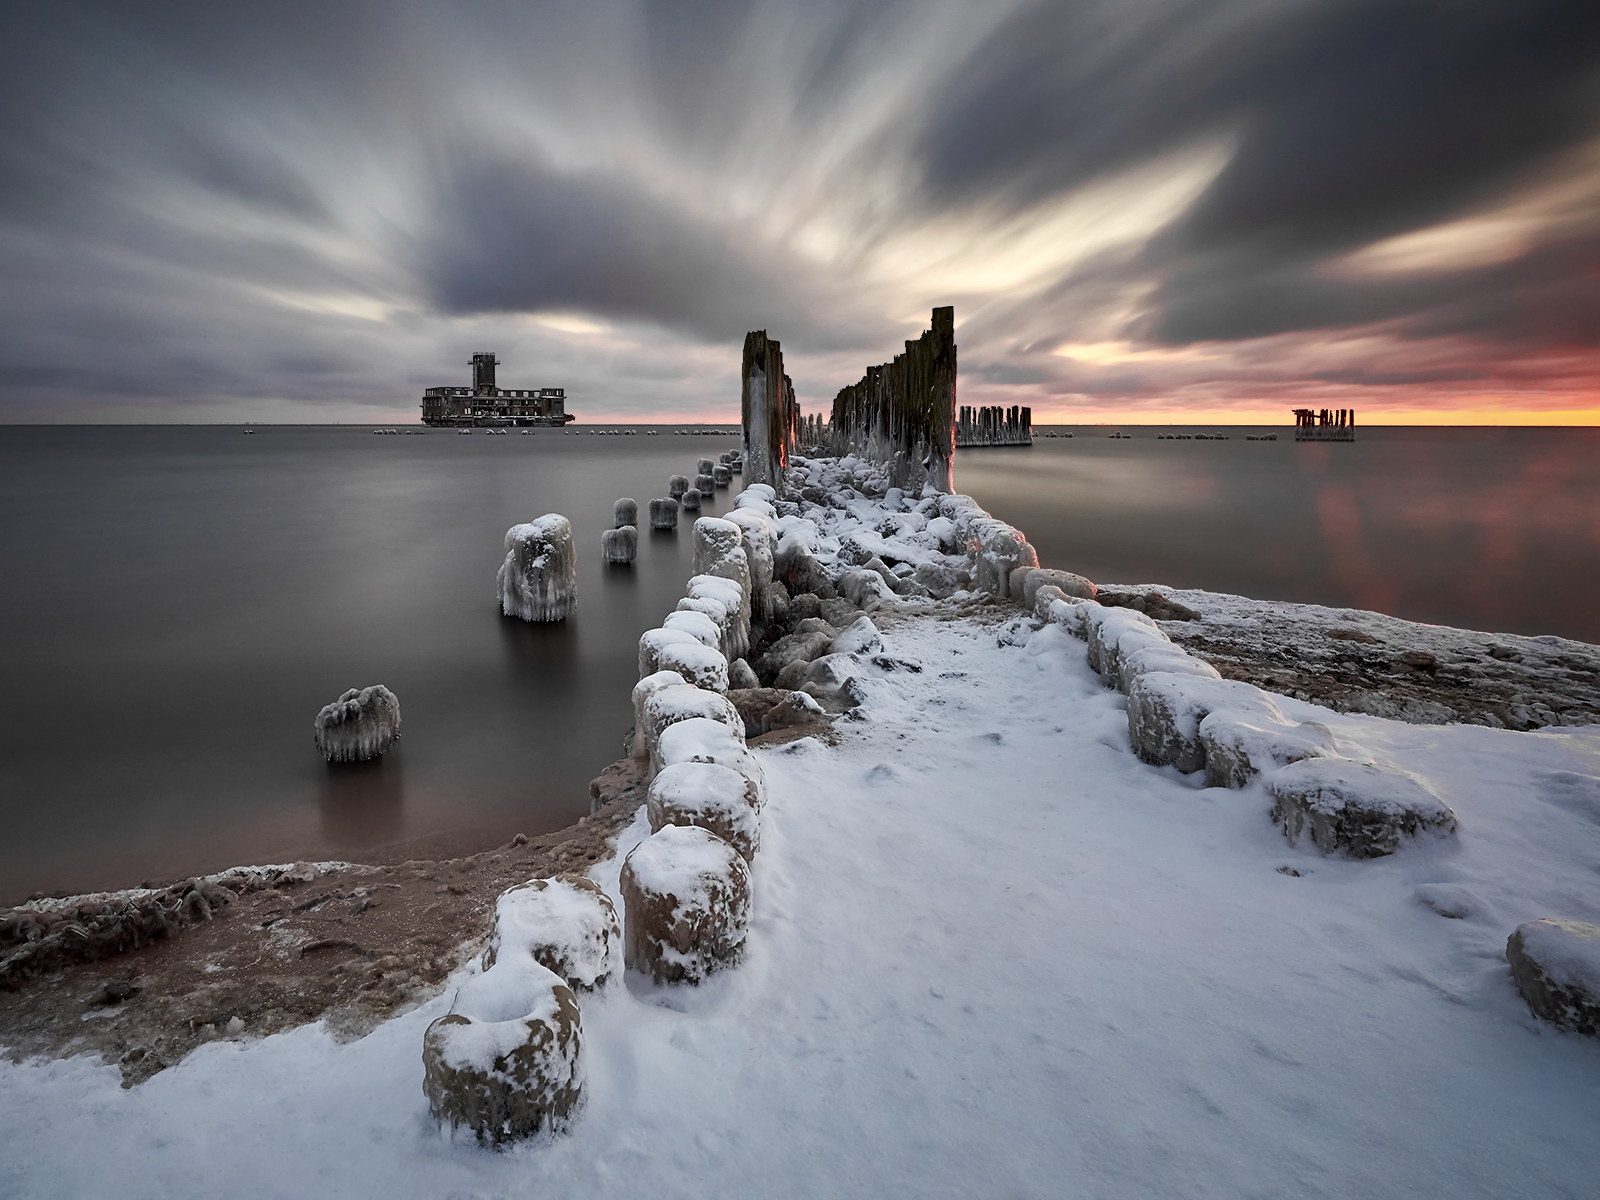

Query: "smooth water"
left=1, top=424, right=1595, bottom=903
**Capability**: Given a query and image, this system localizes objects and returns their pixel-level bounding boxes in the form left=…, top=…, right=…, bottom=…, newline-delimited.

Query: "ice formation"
left=1199, top=715, right=1337, bottom=789
left=696, top=458, right=716, bottom=476
left=1506, top=919, right=1600, bottom=1036
left=695, top=473, right=717, bottom=494
left=421, top=959, right=584, bottom=1144
left=712, top=465, right=731, bottom=488
left=652, top=640, right=730, bottom=693
left=642, top=687, right=745, bottom=776
left=691, top=517, right=743, bottom=575
left=648, top=497, right=679, bottom=530
left=601, top=525, right=637, bottom=564
left=631, top=670, right=687, bottom=761
left=312, top=685, right=401, bottom=762
left=484, top=876, right=620, bottom=992
left=686, top=574, right=749, bottom=660
left=681, top=488, right=701, bottom=511
left=613, top=498, right=637, bottom=528
left=654, top=716, right=765, bottom=796
left=497, top=515, right=577, bottom=622
left=647, top=760, right=762, bottom=862
left=661, top=609, right=722, bottom=649
left=1267, top=757, right=1457, bottom=858
left=1126, top=673, right=1285, bottom=773
left=668, top=474, right=689, bottom=500
left=620, top=824, right=751, bottom=984
left=637, top=627, right=701, bottom=678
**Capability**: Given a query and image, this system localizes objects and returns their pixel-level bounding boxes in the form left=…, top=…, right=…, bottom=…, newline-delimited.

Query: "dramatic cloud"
left=1, top=0, right=1597, bottom=422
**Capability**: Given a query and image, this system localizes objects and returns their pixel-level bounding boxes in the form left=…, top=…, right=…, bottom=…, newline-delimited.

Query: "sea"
left=2, top=423, right=1596, bottom=903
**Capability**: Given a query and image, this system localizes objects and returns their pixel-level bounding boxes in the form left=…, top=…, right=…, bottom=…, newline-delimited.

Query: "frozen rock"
left=1506, top=919, right=1600, bottom=1036
left=692, top=517, right=744, bottom=575
left=654, top=717, right=766, bottom=795
left=1036, top=589, right=1090, bottom=633
left=1267, top=758, right=1457, bottom=858
left=653, top=641, right=731, bottom=693
left=662, top=609, right=723, bottom=650
left=601, top=525, right=637, bottom=564
left=631, top=670, right=688, bottom=759
left=642, top=685, right=744, bottom=774
left=1014, top=568, right=1098, bottom=607
left=765, top=689, right=829, bottom=732
left=648, top=497, right=679, bottom=530
left=613, top=498, right=638, bottom=528
left=757, top=627, right=834, bottom=681
left=647, top=761, right=762, bottom=862
left=1126, top=673, right=1284, bottom=773
left=830, top=615, right=882, bottom=656
left=1199, top=715, right=1338, bottom=788
left=838, top=567, right=894, bottom=610
left=1413, top=883, right=1481, bottom=920
left=498, top=515, right=577, bottom=622
left=638, top=627, right=702, bottom=679
left=1117, top=643, right=1220, bottom=693
left=1085, top=605, right=1167, bottom=680
left=728, top=658, right=759, bottom=690
left=485, top=875, right=620, bottom=991
left=313, top=684, right=401, bottom=762
left=681, top=488, right=702, bottom=511
left=914, top=559, right=968, bottom=599
left=727, top=686, right=788, bottom=737
left=621, top=824, right=751, bottom=984
left=668, top=474, right=689, bottom=499
left=801, top=653, right=858, bottom=700
left=421, top=960, right=584, bottom=1144
left=968, top=518, right=1038, bottom=598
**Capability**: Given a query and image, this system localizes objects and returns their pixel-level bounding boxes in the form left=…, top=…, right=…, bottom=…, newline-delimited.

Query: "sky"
left=2, top=0, right=1598, bottom=425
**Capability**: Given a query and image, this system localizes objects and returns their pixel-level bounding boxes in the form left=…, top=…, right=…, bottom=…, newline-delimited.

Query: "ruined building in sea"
left=421, top=353, right=575, bottom=427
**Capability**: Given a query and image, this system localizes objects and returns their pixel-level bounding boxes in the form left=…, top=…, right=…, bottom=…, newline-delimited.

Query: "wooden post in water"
left=741, top=331, right=796, bottom=491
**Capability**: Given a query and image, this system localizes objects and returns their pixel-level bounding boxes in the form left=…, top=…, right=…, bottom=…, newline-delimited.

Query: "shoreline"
left=4, top=459, right=1597, bottom=1086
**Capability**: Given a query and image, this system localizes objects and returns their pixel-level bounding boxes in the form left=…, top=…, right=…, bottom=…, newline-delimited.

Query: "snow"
left=6, top=479, right=1600, bottom=1197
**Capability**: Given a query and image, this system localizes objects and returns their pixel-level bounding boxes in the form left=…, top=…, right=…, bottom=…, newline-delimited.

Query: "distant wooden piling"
left=1292, top=407, right=1356, bottom=442
left=956, top=405, right=1032, bottom=448
left=741, top=332, right=798, bottom=489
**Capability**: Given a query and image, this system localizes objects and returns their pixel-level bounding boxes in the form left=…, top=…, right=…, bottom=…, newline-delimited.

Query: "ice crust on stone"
left=601, top=525, right=637, bottom=564
left=652, top=641, right=730, bottom=693
left=312, top=684, right=401, bottom=762
left=1127, top=672, right=1284, bottom=773
left=484, top=876, right=621, bottom=992
left=647, top=760, right=762, bottom=862
left=621, top=824, right=752, bottom=984
left=687, top=574, right=749, bottom=660
left=728, top=657, right=759, bottom=690
left=830, top=615, right=882, bottom=656
left=1199, top=714, right=1338, bottom=789
left=1267, top=757, right=1457, bottom=858
left=1506, top=919, right=1600, bottom=1036
left=648, top=497, right=679, bottom=529
left=498, top=515, right=577, bottom=622
left=421, top=960, right=584, bottom=1144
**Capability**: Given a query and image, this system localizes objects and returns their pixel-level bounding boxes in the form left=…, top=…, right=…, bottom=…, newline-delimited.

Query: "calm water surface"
left=1, top=424, right=1595, bottom=902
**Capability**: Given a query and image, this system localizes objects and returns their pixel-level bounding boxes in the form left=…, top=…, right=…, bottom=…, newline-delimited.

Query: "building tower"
left=470, top=352, right=499, bottom=395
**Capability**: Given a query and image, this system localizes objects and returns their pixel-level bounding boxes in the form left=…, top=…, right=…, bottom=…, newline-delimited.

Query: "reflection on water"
left=961, top=426, right=1600, bottom=644
left=318, top=752, right=405, bottom=847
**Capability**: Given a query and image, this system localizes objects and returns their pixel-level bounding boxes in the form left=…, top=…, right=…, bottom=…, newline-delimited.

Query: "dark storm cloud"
left=925, top=0, right=1600, bottom=351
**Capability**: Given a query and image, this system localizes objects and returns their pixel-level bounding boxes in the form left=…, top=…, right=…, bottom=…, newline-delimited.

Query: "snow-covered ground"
left=5, top=612, right=1600, bottom=1198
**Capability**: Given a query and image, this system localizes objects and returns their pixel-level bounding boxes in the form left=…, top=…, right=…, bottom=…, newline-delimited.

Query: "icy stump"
left=621, top=824, right=751, bottom=984
left=312, top=685, right=400, bottom=762
left=485, top=875, right=621, bottom=991
left=497, top=514, right=577, bottom=622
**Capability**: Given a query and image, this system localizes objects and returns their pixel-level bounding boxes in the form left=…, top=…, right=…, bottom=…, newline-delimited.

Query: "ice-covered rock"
left=643, top=685, right=745, bottom=775
left=647, top=761, right=762, bottom=862
left=1085, top=605, right=1169, bottom=682
left=1267, top=758, right=1457, bottom=858
left=312, top=684, right=401, bottom=762
left=654, top=717, right=765, bottom=794
left=1014, top=568, right=1098, bottom=607
left=638, top=627, right=702, bottom=679
left=648, top=497, right=679, bottom=530
left=913, top=559, right=968, bottom=599
left=728, top=657, right=759, bottom=690
left=601, top=525, right=637, bottom=564
left=631, top=670, right=687, bottom=759
left=838, top=567, right=894, bottom=610
left=1199, top=715, right=1338, bottom=789
left=1506, top=919, right=1600, bottom=1037
left=1116, top=643, right=1220, bottom=693
left=688, top=573, right=750, bottom=660
left=726, top=686, right=787, bottom=737
left=498, top=515, right=577, bottom=622
left=692, top=517, right=744, bottom=575
left=758, top=626, right=834, bottom=683
left=764, top=689, right=829, bottom=732
left=681, top=487, right=702, bottom=511
left=653, top=640, right=730, bottom=693
left=613, top=498, right=637, bottom=528
left=1036, top=589, right=1090, bottom=632
left=484, top=875, right=621, bottom=991
left=968, top=518, right=1038, bottom=598
left=421, top=960, right=584, bottom=1144
left=1126, top=673, right=1284, bottom=773
left=829, top=615, right=882, bottom=657
left=668, top=474, right=689, bottom=500
left=620, top=824, right=751, bottom=984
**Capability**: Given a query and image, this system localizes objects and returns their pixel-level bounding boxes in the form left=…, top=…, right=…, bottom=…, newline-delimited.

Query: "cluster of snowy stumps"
left=438, top=452, right=1599, bottom=1146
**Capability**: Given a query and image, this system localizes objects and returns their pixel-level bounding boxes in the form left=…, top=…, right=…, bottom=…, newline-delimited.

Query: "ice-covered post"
left=741, top=331, right=795, bottom=494
left=498, top=515, right=577, bottom=621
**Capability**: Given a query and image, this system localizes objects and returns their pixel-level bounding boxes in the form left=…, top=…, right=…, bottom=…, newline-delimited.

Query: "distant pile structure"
left=956, top=404, right=1032, bottom=448
left=1293, top=407, right=1355, bottom=442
